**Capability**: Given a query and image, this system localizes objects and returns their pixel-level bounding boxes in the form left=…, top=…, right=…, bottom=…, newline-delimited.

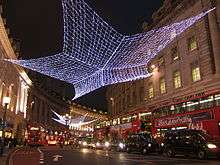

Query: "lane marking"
left=53, top=155, right=63, bottom=162
left=37, top=147, right=43, bottom=154
left=38, top=147, right=45, bottom=164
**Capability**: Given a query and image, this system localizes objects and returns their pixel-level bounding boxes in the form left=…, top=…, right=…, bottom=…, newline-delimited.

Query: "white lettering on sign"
left=110, top=123, right=132, bottom=131
left=155, top=116, right=192, bottom=127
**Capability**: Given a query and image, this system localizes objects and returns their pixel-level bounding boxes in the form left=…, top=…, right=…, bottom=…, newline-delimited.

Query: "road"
left=8, top=146, right=220, bottom=165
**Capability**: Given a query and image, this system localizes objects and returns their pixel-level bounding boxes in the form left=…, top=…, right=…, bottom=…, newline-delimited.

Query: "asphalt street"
left=7, top=146, right=220, bottom=165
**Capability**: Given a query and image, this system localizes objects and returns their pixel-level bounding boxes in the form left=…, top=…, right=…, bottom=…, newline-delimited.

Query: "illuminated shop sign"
left=155, top=111, right=212, bottom=127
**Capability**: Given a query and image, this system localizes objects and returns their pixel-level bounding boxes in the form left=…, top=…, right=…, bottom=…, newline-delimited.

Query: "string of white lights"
left=6, top=0, right=215, bottom=99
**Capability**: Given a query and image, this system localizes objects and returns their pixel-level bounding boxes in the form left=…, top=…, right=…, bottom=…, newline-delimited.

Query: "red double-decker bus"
left=151, top=91, right=220, bottom=140
left=26, top=123, right=46, bottom=146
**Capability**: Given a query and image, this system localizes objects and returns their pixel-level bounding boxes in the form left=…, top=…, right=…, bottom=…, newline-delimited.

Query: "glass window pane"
left=215, top=94, right=220, bottom=106
left=192, top=66, right=201, bottom=82
left=188, top=36, right=197, bottom=51
left=199, top=96, right=214, bottom=109
left=160, top=77, right=166, bottom=94
left=171, top=47, right=179, bottom=61
left=148, top=83, right=154, bottom=98
left=173, top=71, right=181, bottom=88
left=186, top=99, right=199, bottom=111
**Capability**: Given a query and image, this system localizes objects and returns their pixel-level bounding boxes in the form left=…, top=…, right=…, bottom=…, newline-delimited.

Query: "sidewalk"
left=0, top=146, right=22, bottom=165
left=0, top=148, right=12, bottom=165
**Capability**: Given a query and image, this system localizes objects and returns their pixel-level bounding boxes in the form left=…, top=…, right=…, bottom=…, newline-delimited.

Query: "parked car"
left=125, top=133, right=160, bottom=154
left=163, top=129, right=220, bottom=159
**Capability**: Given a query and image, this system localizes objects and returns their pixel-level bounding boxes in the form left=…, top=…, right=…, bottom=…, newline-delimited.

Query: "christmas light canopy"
left=51, top=110, right=96, bottom=127
left=6, top=0, right=215, bottom=99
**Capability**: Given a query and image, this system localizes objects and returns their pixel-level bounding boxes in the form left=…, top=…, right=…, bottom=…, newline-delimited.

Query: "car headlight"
left=148, top=143, right=152, bottom=147
left=96, top=142, right=100, bottom=147
left=207, top=143, right=217, bottom=149
left=119, top=143, right=124, bottom=149
left=105, top=141, right=110, bottom=147
left=161, top=143, right=164, bottom=147
left=82, top=141, right=87, bottom=146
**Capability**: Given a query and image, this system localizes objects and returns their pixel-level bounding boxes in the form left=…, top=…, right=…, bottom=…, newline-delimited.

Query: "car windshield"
left=140, top=133, right=151, bottom=140
left=198, top=131, right=213, bottom=141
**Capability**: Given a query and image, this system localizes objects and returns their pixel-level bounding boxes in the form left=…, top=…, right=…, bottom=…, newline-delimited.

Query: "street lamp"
left=0, top=96, right=11, bottom=156
left=64, top=114, right=71, bottom=127
left=63, top=114, right=71, bottom=146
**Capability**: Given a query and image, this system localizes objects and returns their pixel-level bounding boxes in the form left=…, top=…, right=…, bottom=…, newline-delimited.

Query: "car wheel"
left=142, top=148, right=148, bottom=155
left=166, top=147, right=175, bottom=158
left=197, top=149, right=207, bottom=160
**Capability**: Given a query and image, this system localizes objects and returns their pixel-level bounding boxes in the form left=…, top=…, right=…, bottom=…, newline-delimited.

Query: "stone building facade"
left=106, top=0, right=220, bottom=116
left=27, top=85, right=70, bottom=131
left=0, top=13, right=31, bottom=139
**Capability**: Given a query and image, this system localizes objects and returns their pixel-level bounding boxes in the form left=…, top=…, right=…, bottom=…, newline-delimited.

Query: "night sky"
left=3, top=0, right=163, bottom=111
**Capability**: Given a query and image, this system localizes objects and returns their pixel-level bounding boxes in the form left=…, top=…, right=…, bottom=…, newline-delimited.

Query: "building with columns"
left=0, top=12, right=32, bottom=140
left=106, top=0, right=220, bottom=137
left=69, top=103, right=108, bottom=137
left=27, top=85, right=70, bottom=132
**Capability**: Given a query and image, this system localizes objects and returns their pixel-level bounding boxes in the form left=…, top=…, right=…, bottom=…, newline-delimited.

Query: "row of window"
left=112, top=36, right=199, bottom=113
left=100, top=92, right=220, bottom=129
left=153, top=94, right=220, bottom=118
left=159, top=36, right=197, bottom=65
left=148, top=64, right=201, bottom=98
left=96, top=112, right=152, bottom=129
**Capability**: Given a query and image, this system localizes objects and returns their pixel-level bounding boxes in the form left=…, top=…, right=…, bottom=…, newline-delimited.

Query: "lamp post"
left=63, top=114, right=71, bottom=145
left=64, top=114, right=71, bottom=127
left=0, top=96, right=11, bottom=156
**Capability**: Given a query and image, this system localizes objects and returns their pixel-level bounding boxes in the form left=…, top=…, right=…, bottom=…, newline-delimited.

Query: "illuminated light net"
left=7, top=0, right=215, bottom=99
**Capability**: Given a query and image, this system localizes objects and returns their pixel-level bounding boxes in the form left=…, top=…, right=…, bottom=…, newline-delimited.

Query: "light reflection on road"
left=81, top=148, right=90, bottom=154
left=118, top=153, right=126, bottom=161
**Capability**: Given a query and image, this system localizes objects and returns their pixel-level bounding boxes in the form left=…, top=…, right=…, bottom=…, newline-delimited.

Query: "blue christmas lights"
left=6, top=0, right=215, bottom=99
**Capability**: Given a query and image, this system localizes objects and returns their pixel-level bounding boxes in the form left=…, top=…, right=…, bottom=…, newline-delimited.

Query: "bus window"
left=215, top=94, right=220, bottom=106
left=175, top=102, right=186, bottom=114
left=186, top=99, right=199, bottom=111
left=162, top=106, right=169, bottom=116
left=199, top=96, right=214, bottom=110
left=169, top=105, right=176, bottom=115
left=153, top=109, right=160, bottom=118
left=157, top=109, right=162, bottom=117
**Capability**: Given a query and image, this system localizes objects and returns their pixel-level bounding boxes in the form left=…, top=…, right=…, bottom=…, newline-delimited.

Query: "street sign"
left=53, top=155, right=63, bottom=162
